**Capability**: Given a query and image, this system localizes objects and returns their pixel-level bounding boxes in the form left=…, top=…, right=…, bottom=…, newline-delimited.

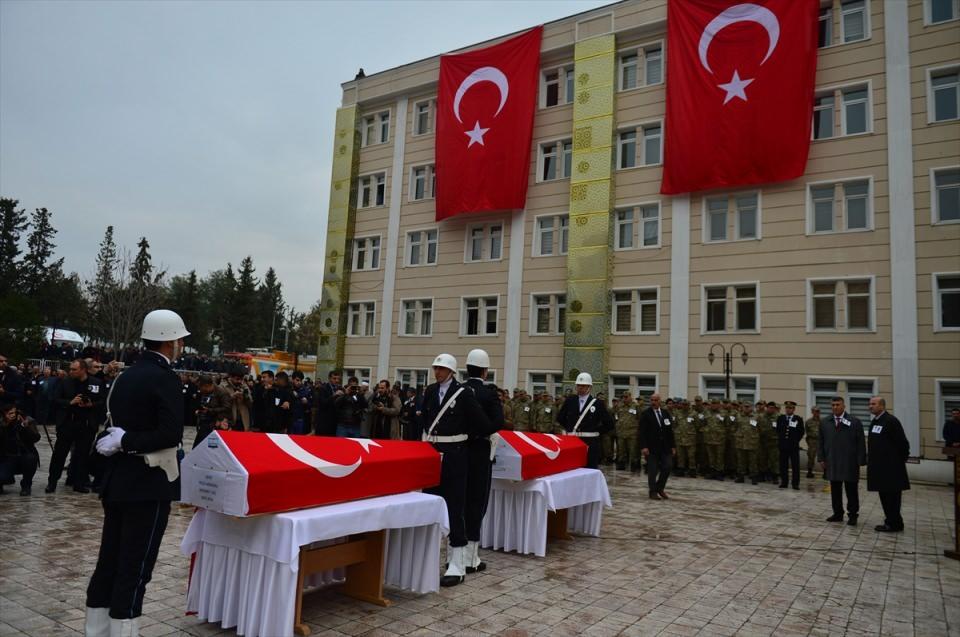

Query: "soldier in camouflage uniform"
left=764, top=401, right=781, bottom=483
left=755, top=400, right=771, bottom=481
left=599, top=394, right=615, bottom=465
left=614, top=392, right=640, bottom=471
left=724, top=400, right=739, bottom=478
left=512, top=390, right=533, bottom=432
left=691, top=396, right=707, bottom=476
left=804, top=406, right=821, bottom=478
left=675, top=399, right=697, bottom=477
left=735, top=402, right=760, bottom=484
left=533, top=391, right=555, bottom=433
left=502, top=389, right=517, bottom=430
left=705, top=399, right=726, bottom=480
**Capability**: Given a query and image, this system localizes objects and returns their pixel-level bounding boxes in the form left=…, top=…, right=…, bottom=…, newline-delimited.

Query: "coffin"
left=180, top=431, right=441, bottom=516
left=491, top=430, right=587, bottom=481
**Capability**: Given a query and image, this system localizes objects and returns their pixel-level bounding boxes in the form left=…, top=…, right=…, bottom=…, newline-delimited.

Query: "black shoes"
left=44, top=483, right=56, bottom=494
left=792, top=484, right=799, bottom=490
left=73, top=485, right=91, bottom=494
left=735, top=476, right=744, bottom=484
left=875, top=524, right=903, bottom=533
left=20, top=485, right=31, bottom=496
left=826, top=513, right=844, bottom=522
left=649, top=492, right=661, bottom=500
left=847, top=515, right=858, bottom=526
left=779, top=483, right=788, bottom=489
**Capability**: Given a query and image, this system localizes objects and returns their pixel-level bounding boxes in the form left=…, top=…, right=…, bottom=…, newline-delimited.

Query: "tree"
left=258, top=266, right=285, bottom=347
left=167, top=270, right=207, bottom=352
left=225, top=256, right=260, bottom=351
left=87, top=226, right=118, bottom=341
left=200, top=265, right=235, bottom=354
left=96, top=248, right=167, bottom=347
left=0, top=198, right=28, bottom=297
left=0, top=294, right=43, bottom=361
left=289, top=300, right=322, bottom=355
left=130, top=236, right=154, bottom=285
left=21, top=207, right=64, bottom=297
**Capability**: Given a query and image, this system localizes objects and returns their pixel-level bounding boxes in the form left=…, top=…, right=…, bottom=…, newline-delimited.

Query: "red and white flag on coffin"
left=180, top=431, right=441, bottom=516
left=492, top=430, right=587, bottom=481
left=660, top=1, right=819, bottom=194
left=435, top=26, right=543, bottom=221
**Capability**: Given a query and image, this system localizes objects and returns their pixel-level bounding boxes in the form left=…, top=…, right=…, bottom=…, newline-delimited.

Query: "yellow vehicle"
left=223, top=349, right=318, bottom=379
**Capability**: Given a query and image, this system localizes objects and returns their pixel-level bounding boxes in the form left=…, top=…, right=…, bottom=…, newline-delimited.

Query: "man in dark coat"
left=866, top=396, right=910, bottom=532
left=46, top=358, right=104, bottom=493
left=818, top=396, right=866, bottom=526
left=312, top=370, right=343, bottom=436
left=776, top=400, right=805, bottom=490
left=638, top=393, right=676, bottom=500
left=556, top=372, right=614, bottom=469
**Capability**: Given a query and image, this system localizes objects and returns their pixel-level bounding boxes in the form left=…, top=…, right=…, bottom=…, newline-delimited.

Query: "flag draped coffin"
left=492, top=430, right=587, bottom=481
left=181, top=431, right=441, bottom=516
left=660, top=0, right=819, bottom=194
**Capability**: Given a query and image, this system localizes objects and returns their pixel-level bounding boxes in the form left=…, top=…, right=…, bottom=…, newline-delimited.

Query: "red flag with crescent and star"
left=435, top=26, right=543, bottom=221
left=660, top=1, right=819, bottom=195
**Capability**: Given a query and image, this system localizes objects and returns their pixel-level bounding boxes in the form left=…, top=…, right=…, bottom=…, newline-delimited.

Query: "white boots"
left=84, top=607, right=110, bottom=637
left=440, top=544, right=466, bottom=587
left=465, top=540, right=486, bottom=573
left=109, top=618, right=139, bottom=637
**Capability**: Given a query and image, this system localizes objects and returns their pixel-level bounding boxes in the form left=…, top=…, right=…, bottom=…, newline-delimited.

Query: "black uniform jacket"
left=101, top=351, right=184, bottom=502
left=556, top=395, right=614, bottom=435
left=866, top=411, right=911, bottom=493
left=54, top=375, right=105, bottom=428
left=464, top=378, right=503, bottom=439
left=419, top=378, right=490, bottom=439
left=638, top=407, right=676, bottom=454
left=776, top=414, right=806, bottom=449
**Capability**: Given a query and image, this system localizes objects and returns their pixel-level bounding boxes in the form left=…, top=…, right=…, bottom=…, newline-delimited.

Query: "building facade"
left=317, top=0, right=960, bottom=464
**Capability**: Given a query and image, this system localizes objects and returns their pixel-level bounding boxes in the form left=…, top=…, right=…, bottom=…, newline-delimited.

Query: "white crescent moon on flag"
left=513, top=431, right=562, bottom=460
left=453, top=66, right=509, bottom=124
left=266, top=434, right=381, bottom=479
left=698, top=3, right=780, bottom=75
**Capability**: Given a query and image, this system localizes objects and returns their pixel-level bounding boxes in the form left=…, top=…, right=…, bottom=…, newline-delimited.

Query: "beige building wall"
left=325, top=0, right=960, bottom=462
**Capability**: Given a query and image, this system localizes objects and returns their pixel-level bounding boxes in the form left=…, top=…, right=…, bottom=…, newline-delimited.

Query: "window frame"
left=839, top=0, right=871, bottom=44
left=411, top=98, right=435, bottom=137
left=527, top=370, right=563, bottom=397
left=532, top=213, right=570, bottom=257
left=926, top=64, right=960, bottom=124
left=397, top=297, right=434, bottom=337
left=607, top=373, right=659, bottom=401
left=346, top=300, right=377, bottom=338
left=536, top=137, right=574, bottom=182
left=616, top=40, right=665, bottom=92
left=812, top=80, right=874, bottom=140
left=610, top=287, right=661, bottom=335
left=933, top=272, right=960, bottom=332
left=351, top=235, right=382, bottom=272
left=529, top=291, right=567, bottom=336
left=540, top=63, right=575, bottom=109
left=924, top=0, right=960, bottom=24
left=357, top=171, right=387, bottom=209
left=408, top=164, right=436, bottom=202
left=805, top=176, right=875, bottom=235
left=360, top=109, right=391, bottom=147
left=395, top=368, right=430, bottom=390
left=460, top=295, right=500, bottom=337
left=343, top=367, right=372, bottom=386
left=699, top=374, right=760, bottom=403
left=935, top=378, right=960, bottom=441
left=701, top=190, right=763, bottom=244
left=805, top=276, right=877, bottom=333
left=404, top=227, right=439, bottom=267
left=806, top=376, right=877, bottom=425
left=463, top=222, right=505, bottom=263
left=930, top=165, right=960, bottom=225
left=700, top=282, right=761, bottom=335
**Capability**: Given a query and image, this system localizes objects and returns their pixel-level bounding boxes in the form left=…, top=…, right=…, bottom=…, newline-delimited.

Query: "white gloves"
left=96, top=427, right=126, bottom=456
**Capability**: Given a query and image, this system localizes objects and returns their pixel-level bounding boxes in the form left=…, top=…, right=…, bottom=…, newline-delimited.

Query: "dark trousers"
left=647, top=450, right=672, bottom=494
left=779, top=445, right=801, bottom=487
left=584, top=437, right=601, bottom=469
left=48, top=423, right=93, bottom=487
left=464, top=438, right=493, bottom=542
left=86, top=500, right=171, bottom=619
left=425, top=442, right=468, bottom=547
left=0, top=453, right=39, bottom=487
left=830, top=480, right=860, bottom=516
left=879, top=490, right=904, bottom=530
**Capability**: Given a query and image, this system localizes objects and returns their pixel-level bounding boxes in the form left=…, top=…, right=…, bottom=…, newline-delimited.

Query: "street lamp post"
left=708, top=343, right=748, bottom=400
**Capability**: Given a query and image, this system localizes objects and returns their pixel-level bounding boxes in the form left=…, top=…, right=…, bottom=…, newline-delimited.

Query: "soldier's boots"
left=687, top=469, right=697, bottom=478
left=751, top=475, right=759, bottom=485
left=675, top=467, right=686, bottom=477
left=735, top=475, right=745, bottom=483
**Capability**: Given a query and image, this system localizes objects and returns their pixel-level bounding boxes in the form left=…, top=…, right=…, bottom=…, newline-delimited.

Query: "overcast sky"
left=0, top=0, right=610, bottom=312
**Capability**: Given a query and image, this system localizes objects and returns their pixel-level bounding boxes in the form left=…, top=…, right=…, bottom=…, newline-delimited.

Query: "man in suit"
left=311, top=369, right=343, bottom=436
left=776, top=400, right=805, bottom=490
left=419, top=353, right=490, bottom=587
left=866, top=396, right=910, bottom=532
left=819, top=396, right=866, bottom=526
left=638, top=393, right=676, bottom=500
left=556, top=372, right=614, bottom=469
left=85, top=309, right=189, bottom=637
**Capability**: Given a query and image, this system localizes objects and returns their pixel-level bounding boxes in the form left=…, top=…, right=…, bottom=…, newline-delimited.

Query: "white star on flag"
left=464, top=121, right=490, bottom=147
left=718, top=70, right=754, bottom=105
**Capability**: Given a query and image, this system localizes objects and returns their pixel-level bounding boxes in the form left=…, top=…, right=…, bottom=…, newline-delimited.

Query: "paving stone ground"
left=1, top=430, right=957, bottom=637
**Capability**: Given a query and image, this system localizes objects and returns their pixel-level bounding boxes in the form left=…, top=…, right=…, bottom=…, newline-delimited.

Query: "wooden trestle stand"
left=944, top=447, right=960, bottom=561
left=547, top=508, right=573, bottom=541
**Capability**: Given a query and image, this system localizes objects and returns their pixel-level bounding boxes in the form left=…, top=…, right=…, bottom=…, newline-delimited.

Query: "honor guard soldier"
left=420, top=353, right=490, bottom=587
left=675, top=400, right=697, bottom=477
left=614, top=392, right=640, bottom=471
left=804, top=407, right=821, bottom=478
left=776, top=401, right=805, bottom=489
left=735, top=403, right=760, bottom=484
left=556, top=373, right=614, bottom=469
left=513, top=390, right=533, bottom=431
left=85, top=310, right=190, bottom=637
left=534, top=391, right=554, bottom=433
left=462, top=349, right=503, bottom=575
left=704, top=399, right=726, bottom=480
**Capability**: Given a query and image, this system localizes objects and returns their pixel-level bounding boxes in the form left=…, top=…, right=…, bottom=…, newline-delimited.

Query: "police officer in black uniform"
left=776, top=400, right=805, bottom=490
left=46, top=358, right=104, bottom=493
left=419, top=353, right=490, bottom=587
left=556, top=372, right=614, bottom=469
left=462, top=349, right=503, bottom=575
left=84, top=310, right=189, bottom=637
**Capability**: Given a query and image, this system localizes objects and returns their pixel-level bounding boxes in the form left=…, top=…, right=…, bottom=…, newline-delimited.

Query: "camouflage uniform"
left=614, top=395, right=640, bottom=471
left=704, top=404, right=726, bottom=480
left=756, top=406, right=772, bottom=481
left=764, top=404, right=781, bottom=482
left=734, top=407, right=760, bottom=484
left=533, top=395, right=555, bottom=433
left=675, top=403, right=698, bottom=477
left=513, top=395, right=533, bottom=432
left=804, top=413, right=821, bottom=478
left=723, top=404, right=739, bottom=477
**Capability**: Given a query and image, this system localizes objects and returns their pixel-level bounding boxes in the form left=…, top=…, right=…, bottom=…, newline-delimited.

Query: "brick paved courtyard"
left=1, top=433, right=957, bottom=637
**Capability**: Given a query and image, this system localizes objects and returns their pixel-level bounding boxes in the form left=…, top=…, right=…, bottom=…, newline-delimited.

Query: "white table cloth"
left=481, top=467, right=611, bottom=557
left=181, top=492, right=448, bottom=637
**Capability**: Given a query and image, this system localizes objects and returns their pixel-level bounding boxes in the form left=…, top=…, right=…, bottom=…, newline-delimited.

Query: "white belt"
left=564, top=431, right=600, bottom=438
left=422, top=433, right=469, bottom=443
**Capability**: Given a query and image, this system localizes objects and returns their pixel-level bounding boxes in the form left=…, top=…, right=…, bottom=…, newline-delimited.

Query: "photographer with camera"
left=224, top=368, right=253, bottom=431
left=312, top=369, right=343, bottom=436
left=0, top=354, right=24, bottom=407
left=0, top=403, right=41, bottom=495
left=46, top=358, right=104, bottom=494
left=193, top=375, right=232, bottom=448
left=334, top=376, right=367, bottom=438
left=369, top=379, right=401, bottom=439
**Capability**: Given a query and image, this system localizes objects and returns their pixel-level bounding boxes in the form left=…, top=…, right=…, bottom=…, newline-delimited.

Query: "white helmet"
left=141, top=309, right=190, bottom=341
left=465, top=349, right=490, bottom=368
left=431, top=353, right=458, bottom=373
left=575, top=372, right=593, bottom=386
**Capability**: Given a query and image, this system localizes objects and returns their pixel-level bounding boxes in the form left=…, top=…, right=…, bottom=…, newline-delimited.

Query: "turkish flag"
left=435, top=26, right=542, bottom=221
left=661, top=1, right=819, bottom=194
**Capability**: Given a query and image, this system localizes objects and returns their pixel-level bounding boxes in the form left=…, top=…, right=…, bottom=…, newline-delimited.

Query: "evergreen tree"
left=130, top=236, right=153, bottom=285
left=227, top=256, right=260, bottom=350
left=0, top=198, right=28, bottom=297
left=167, top=269, right=206, bottom=351
left=21, top=207, right=64, bottom=297
left=201, top=264, right=236, bottom=353
left=258, top=266, right=285, bottom=347
left=87, top=226, right=118, bottom=341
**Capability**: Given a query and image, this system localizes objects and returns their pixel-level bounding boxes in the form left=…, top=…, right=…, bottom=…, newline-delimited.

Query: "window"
left=531, top=293, right=566, bottom=335
left=410, top=164, right=435, bottom=201
left=462, top=296, right=498, bottom=336
left=396, top=368, right=429, bottom=389
left=352, top=236, right=380, bottom=271
left=842, top=85, right=869, bottom=134
left=406, top=229, right=438, bottom=267
left=810, top=378, right=876, bottom=424
left=813, top=94, right=835, bottom=139
left=539, top=139, right=573, bottom=181
left=465, top=223, right=503, bottom=262
left=457, top=369, right=498, bottom=384
left=358, top=173, right=386, bottom=208
left=616, top=123, right=661, bottom=168
left=400, top=299, right=432, bottom=336
left=819, top=6, right=833, bottom=47
left=703, top=192, right=761, bottom=242
left=936, top=380, right=960, bottom=440
left=840, top=0, right=867, bottom=43
left=615, top=209, right=634, bottom=249
left=614, top=204, right=662, bottom=250
left=611, top=289, right=659, bottom=334
left=705, top=287, right=726, bottom=332
left=704, top=284, right=758, bottom=333
left=935, top=274, right=960, bottom=330
left=703, top=376, right=757, bottom=403
left=933, top=168, right=960, bottom=222
left=542, top=66, right=574, bottom=107
left=929, top=68, right=960, bottom=122
left=927, top=0, right=959, bottom=24
left=813, top=84, right=871, bottom=138
left=413, top=100, right=433, bottom=135
left=808, top=278, right=874, bottom=331
left=807, top=179, right=873, bottom=233
left=617, top=130, right=636, bottom=169
left=735, top=286, right=757, bottom=331
left=361, top=110, right=390, bottom=146
left=642, top=124, right=662, bottom=166
left=609, top=374, right=658, bottom=401
left=528, top=372, right=562, bottom=396
left=343, top=368, right=371, bottom=386
left=347, top=302, right=376, bottom=337
left=535, top=214, right=569, bottom=256
left=618, top=43, right=663, bottom=90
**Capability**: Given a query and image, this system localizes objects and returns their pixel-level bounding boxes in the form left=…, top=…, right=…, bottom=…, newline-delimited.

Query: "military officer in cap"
left=556, top=373, right=613, bottom=469
left=534, top=391, right=555, bottom=434
left=462, top=349, right=503, bottom=575
left=776, top=400, right=805, bottom=489
left=420, top=353, right=490, bottom=586
left=513, top=390, right=533, bottom=432
left=85, top=310, right=189, bottom=637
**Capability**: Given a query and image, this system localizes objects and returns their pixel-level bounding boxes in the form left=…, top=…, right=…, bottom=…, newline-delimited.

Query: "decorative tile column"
left=316, top=106, right=360, bottom=372
left=562, top=34, right=615, bottom=395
